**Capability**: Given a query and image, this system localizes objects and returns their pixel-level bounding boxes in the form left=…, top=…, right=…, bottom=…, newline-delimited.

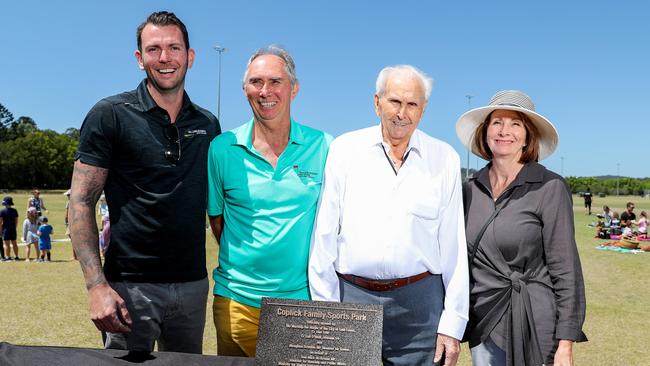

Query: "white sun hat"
left=455, top=90, right=559, bottom=161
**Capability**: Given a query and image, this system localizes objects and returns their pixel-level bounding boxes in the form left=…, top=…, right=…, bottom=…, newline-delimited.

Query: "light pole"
left=465, top=95, right=474, bottom=180
left=616, top=163, right=620, bottom=196
left=214, top=45, right=226, bottom=121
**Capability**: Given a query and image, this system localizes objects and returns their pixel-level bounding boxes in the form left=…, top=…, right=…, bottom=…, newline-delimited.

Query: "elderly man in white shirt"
left=308, top=65, right=468, bottom=366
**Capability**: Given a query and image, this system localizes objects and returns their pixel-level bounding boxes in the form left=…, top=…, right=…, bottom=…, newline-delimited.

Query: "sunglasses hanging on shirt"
left=163, top=124, right=181, bottom=163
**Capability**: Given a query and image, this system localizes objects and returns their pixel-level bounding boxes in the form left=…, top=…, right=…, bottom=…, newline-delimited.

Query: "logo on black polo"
left=183, top=129, right=207, bottom=138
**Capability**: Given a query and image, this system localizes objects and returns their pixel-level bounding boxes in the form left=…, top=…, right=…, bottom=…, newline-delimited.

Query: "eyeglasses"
left=163, top=124, right=181, bottom=163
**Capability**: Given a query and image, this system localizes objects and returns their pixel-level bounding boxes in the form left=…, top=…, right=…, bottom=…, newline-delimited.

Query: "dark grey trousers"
left=104, top=278, right=208, bottom=354
left=340, top=274, right=444, bottom=366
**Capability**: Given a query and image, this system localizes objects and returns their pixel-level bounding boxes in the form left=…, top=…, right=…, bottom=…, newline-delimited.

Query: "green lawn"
left=0, top=191, right=648, bottom=364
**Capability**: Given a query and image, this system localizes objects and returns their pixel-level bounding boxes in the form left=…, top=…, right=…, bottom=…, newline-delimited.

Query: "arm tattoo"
left=69, top=160, right=108, bottom=290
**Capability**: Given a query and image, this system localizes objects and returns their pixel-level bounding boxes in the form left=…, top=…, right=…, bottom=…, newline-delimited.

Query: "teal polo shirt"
left=207, top=118, right=332, bottom=308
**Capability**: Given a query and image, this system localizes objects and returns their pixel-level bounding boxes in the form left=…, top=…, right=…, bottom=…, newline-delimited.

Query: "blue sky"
left=2, top=1, right=647, bottom=177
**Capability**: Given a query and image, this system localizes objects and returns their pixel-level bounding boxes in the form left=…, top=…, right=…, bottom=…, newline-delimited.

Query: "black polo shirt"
left=76, top=80, right=220, bottom=282
left=620, top=210, right=636, bottom=225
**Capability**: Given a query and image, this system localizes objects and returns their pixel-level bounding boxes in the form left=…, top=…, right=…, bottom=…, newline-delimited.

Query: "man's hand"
left=89, top=283, right=132, bottom=333
left=433, top=333, right=460, bottom=366
left=553, top=340, right=574, bottom=366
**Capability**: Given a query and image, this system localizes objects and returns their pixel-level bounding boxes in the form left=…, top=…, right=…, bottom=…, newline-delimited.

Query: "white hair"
left=375, top=65, right=433, bottom=101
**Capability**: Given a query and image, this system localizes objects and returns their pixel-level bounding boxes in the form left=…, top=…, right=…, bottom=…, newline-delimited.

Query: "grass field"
left=1, top=191, right=649, bottom=364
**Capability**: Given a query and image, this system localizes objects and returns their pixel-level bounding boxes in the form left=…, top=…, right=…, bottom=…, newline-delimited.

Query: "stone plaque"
left=255, top=298, right=383, bottom=366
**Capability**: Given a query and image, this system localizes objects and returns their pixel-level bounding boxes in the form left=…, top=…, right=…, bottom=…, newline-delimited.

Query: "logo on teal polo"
left=293, top=165, right=318, bottom=179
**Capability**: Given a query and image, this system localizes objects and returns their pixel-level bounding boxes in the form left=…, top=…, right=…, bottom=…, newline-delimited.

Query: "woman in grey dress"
left=456, top=90, right=587, bottom=366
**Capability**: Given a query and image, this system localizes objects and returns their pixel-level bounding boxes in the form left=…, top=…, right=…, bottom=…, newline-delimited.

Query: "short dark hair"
left=137, top=11, right=189, bottom=51
left=472, top=110, right=540, bottom=163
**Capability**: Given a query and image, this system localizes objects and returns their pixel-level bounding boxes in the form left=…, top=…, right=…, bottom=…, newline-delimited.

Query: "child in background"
left=22, top=207, right=40, bottom=261
left=638, top=211, right=648, bottom=238
left=99, top=212, right=111, bottom=256
left=610, top=211, right=622, bottom=236
left=37, top=217, right=53, bottom=262
left=63, top=189, right=77, bottom=260
left=97, top=194, right=108, bottom=218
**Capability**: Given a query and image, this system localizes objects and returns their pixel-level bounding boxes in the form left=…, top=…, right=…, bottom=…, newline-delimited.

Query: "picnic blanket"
left=596, top=239, right=650, bottom=254
left=596, top=245, right=645, bottom=254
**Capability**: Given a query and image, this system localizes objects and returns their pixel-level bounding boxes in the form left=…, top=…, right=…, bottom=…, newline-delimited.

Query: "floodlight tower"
left=214, top=45, right=227, bottom=120
left=616, top=163, right=620, bottom=196
left=465, top=95, right=474, bottom=180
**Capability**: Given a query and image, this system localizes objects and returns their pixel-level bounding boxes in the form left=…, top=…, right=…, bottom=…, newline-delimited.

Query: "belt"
left=337, top=271, right=431, bottom=292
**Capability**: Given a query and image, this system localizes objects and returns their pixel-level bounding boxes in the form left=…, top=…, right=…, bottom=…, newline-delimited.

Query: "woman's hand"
left=554, top=339, right=574, bottom=366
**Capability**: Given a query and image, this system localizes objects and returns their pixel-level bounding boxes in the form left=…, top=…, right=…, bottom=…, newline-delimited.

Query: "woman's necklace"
left=489, top=164, right=523, bottom=201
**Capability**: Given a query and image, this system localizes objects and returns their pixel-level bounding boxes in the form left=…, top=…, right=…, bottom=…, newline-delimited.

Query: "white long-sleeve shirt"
left=308, top=125, right=469, bottom=339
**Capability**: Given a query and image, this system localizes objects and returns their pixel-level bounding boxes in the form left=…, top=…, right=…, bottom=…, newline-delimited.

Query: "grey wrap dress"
left=463, top=162, right=587, bottom=365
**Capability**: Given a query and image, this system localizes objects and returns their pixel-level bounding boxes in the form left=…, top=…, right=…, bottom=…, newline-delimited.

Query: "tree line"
left=0, top=103, right=79, bottom=189
left=2, top=102, right=650, bottom=192
left=565, top=176, right=650, bottom=196
left=465, top=169, right=650, bottom=196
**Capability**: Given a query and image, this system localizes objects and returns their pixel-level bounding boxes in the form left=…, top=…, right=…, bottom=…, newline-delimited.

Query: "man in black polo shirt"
left=70, top=11, right=220, bottom=354
left=620, top=202, right=636, bottom=228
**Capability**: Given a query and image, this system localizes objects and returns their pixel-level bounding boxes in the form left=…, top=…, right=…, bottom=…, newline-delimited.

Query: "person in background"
left=309, top=65, right=468, bottom=366
left=64, top=189, right=77, bottom=260
left=22, top=207, right=41, bottom=262
left=620, top=202, right=636, bottom=228
left=0, top=196, right=20, bottom=261
left=583, top=188, right=592, bottom=215
left=100, top=211, right=111, bottom=257
left=456, top=90, right=587, bottom=365
left=602, top=205, right=613, bottom=227
left=28, top=189, right=47, bottom=218
left=637, top=211, right=648, bottom=237
left=207, top=45, right=331, bottom=357
left=70, top=11, right=220, bottom=354
left=610, top=211, right=622, bottom=236
left=97, top=194, right=109, bottom=218
left=37, top=217, right=53, bottom=262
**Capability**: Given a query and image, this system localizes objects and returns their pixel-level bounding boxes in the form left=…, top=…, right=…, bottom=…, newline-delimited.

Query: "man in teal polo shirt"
left=207, top=45, right=331, bottom=358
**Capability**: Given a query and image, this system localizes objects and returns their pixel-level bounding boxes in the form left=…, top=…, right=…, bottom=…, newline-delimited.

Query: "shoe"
left=0, top=257, right=7, bottom=262
left=36, top=258, right=44, bottom=263
left=14, top=257, right=20, bottom=261
left=25, top=258, right=30, bottom=262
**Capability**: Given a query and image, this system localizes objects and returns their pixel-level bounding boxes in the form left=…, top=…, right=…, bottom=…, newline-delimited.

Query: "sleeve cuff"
left=556, top=325, right=588, bottom=342
left=75, top=152, right=110, bottom=169
left=437, top=310, right=468, bottom=340
left=206, top=209, right=223, bottom=217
